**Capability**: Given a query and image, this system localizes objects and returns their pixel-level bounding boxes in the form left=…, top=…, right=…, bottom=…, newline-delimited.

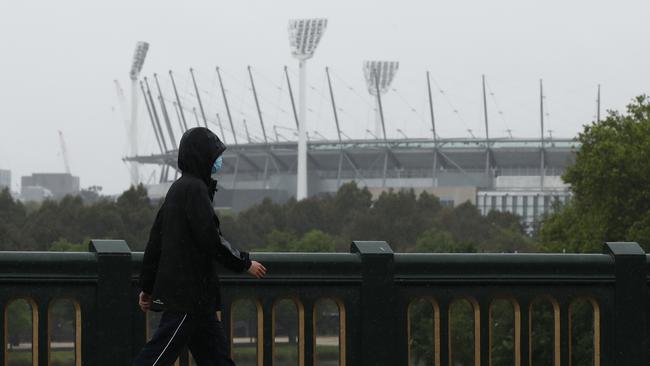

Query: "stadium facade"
left=126, top=136, right=576, bottom=226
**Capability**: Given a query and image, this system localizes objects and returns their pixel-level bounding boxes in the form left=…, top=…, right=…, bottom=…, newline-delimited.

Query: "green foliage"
left=0, top=188, right=28, bottom=250
left=274, top=299, right=299, bottom=347
left=263, top=229, right=300, bottom=251
left=0, top=184, right=157, bottom=251
left=410, top=203, right=533, bottom=253
left=626, top=210, right=650, bottom=249
left=292, top=230, right=337, bottom=252
left=490, top=300, right=516, bottom=366
left=1, top=181, right=532, bottom=254
left=49, top=238, right=87, bottom=252
left=540, top=95, right=650, bottom=252
left=570, top=300, right=595, bottom=366
left=221, top=182, right=532, bottom=253
left=116, top=185, right=157, bottom=249
left=408, top=299, right=435, bottom=366
left=450, top=300, right=475, bottom=366
left=260, top=229, right=337, bottom=252
left=530, top=301, right=556, bottom=365
left=49, top=299, right=76, bottom=344
left=1, top=299, right=76, bottom=366
left=6, top=299, right=32, bottom=346
left=7, top=350, right=74, bottom=366
left=413, top=228, right=473, bottom=253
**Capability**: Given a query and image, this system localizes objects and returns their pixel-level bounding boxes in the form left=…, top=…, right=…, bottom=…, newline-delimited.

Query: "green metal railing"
left=0, top=240, right=648, bottom=366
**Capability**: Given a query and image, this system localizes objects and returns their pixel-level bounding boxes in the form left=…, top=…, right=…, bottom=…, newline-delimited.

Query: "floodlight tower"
left=288, top=18, right=327, bottom=200
left=363, top=61, right=399, bottom=139
left=128, top=41, right=149, bottom=186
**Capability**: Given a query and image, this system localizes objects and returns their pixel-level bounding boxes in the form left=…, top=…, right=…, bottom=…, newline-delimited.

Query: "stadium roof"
left=125, top=137, right=577, bottom=176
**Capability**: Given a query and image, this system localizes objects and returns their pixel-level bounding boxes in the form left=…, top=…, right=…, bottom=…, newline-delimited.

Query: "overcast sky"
left=1, top=0, right=649, bottom=194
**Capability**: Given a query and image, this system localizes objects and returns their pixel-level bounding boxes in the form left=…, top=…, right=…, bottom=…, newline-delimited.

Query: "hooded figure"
left=139, top=127, right=250, bottom=313
left=134, top=128, right=264, bottom=366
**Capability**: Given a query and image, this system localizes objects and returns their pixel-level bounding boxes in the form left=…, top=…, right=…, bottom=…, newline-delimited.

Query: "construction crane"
left=58, top=130, right=71, bottom=174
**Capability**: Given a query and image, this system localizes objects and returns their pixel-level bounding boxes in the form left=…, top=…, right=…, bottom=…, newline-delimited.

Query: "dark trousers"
left=133, top=311, right=235, bottom=366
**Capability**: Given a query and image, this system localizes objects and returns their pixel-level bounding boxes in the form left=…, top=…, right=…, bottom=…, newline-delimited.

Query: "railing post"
left=350, top=240, right=397, bottom=366
left=37, top=300, right=49, bottom=366
left=604, top=241, right=647, bottom=366
left=0, top=297, right=3, bottom=366
left=262, top=298, right=274, bottom=366
left=303, top=298, right=315, bottom=366
left=90, top=239, right=133, bottom=366
left=518, top=298, right=531, bottom=366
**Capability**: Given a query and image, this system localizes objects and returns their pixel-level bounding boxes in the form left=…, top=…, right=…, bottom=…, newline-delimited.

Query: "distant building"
left=0, top=169, right=10, bottom=190
left=21, top=173, right=80, bottom=200
left=477, top=176, right=571, bottom=227
left=20, top=186, right=54, bottom=202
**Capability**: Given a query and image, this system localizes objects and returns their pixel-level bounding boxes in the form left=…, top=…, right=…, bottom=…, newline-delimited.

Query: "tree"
left=285, top=197, right=327, bottom=234
left=262, top=229, right=299, bottom=252
left=0, top=177, right=534, bottom=254
left=221, top=197, right=293, bottom=250
left=49, top=238, right=87, bottom=252
left=0, top=185, right=159, bottom=252
left=340, top=188, right=442, bottom=251
left=6, top=299, right=33, bottom=347
left=408, top=299, right=435, bottom=366
left=540, top=95, right=650, bottom=252
left=116, top=184, right=157, bottom=250
left=79, top=185, right=103, bottom=204
left=485, top=210, right=525, bottom=234
left=412, top=228, right=470, bottom=253
left=292, top=230, right=336, bottom=252
left=366, top=189, right=424, bottom=251
left=0, top=188, right=27, bottom=250
left=258, top=229, right=336, bottom=252
left=21, top=196, right=86, bottom=250
left=331, top=182, right=373, bottom=233
left=437, top=202, right=490, bottom=248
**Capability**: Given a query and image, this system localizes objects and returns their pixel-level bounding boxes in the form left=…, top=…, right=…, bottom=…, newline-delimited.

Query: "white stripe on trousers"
left=152, top=313, right=187, bottom=366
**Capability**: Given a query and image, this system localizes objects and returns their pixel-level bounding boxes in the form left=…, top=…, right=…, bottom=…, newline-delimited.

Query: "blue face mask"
left=211, top=156, right=223, bottom=179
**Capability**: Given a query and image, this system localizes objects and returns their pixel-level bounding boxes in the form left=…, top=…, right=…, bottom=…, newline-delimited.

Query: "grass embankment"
left=7, top=350, right=74, bottom=366
left=232, top=344, right=339, bottom=365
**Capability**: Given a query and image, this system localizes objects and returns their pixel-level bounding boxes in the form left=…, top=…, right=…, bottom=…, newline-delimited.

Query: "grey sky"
left=1, top=0, right=648, bottom=194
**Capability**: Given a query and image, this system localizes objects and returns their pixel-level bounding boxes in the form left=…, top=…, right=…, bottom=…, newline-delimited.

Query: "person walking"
left=133, top=127, right=266, bottom=366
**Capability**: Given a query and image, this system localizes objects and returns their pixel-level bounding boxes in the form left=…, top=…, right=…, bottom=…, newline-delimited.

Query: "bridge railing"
left=0, top=240, right=648, bottom=366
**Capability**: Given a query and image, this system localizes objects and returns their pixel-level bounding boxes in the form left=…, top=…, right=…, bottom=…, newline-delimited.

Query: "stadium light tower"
left=363, top=61, right=399, bottom=139
left=288, top=18, right=327, bottom=200
left=128, top=41, right=149, bottom=186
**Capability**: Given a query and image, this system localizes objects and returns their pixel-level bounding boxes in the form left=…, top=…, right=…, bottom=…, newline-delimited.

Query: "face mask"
left=211, top=156, right=223, bottom=179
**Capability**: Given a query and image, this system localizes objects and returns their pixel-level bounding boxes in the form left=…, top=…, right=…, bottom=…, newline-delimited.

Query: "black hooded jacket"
left=139, top=127, right=251, bottom=314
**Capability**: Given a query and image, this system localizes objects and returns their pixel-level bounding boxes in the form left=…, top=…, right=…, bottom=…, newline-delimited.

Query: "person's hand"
left=247, top=261, right=267, bottom=279
left=139, top=291, right=152, bottom=312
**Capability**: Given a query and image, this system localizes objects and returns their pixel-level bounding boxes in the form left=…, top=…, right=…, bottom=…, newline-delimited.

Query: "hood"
left=177, top=127, right=226, bottom=184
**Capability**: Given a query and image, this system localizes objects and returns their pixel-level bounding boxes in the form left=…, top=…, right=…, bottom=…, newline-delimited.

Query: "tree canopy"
left=221, top=183, right=533, bottom=253
left=0, top=185, right=157, bottom=251
left=0, top=182, right=533, bottom=253
left=540, top=95, right=650, bottom=252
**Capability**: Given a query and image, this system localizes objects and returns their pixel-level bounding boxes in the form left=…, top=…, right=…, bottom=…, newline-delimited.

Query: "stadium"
left=126, top=136, right=575, bottom=226
left=120, top=23, right=579, bottom=227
